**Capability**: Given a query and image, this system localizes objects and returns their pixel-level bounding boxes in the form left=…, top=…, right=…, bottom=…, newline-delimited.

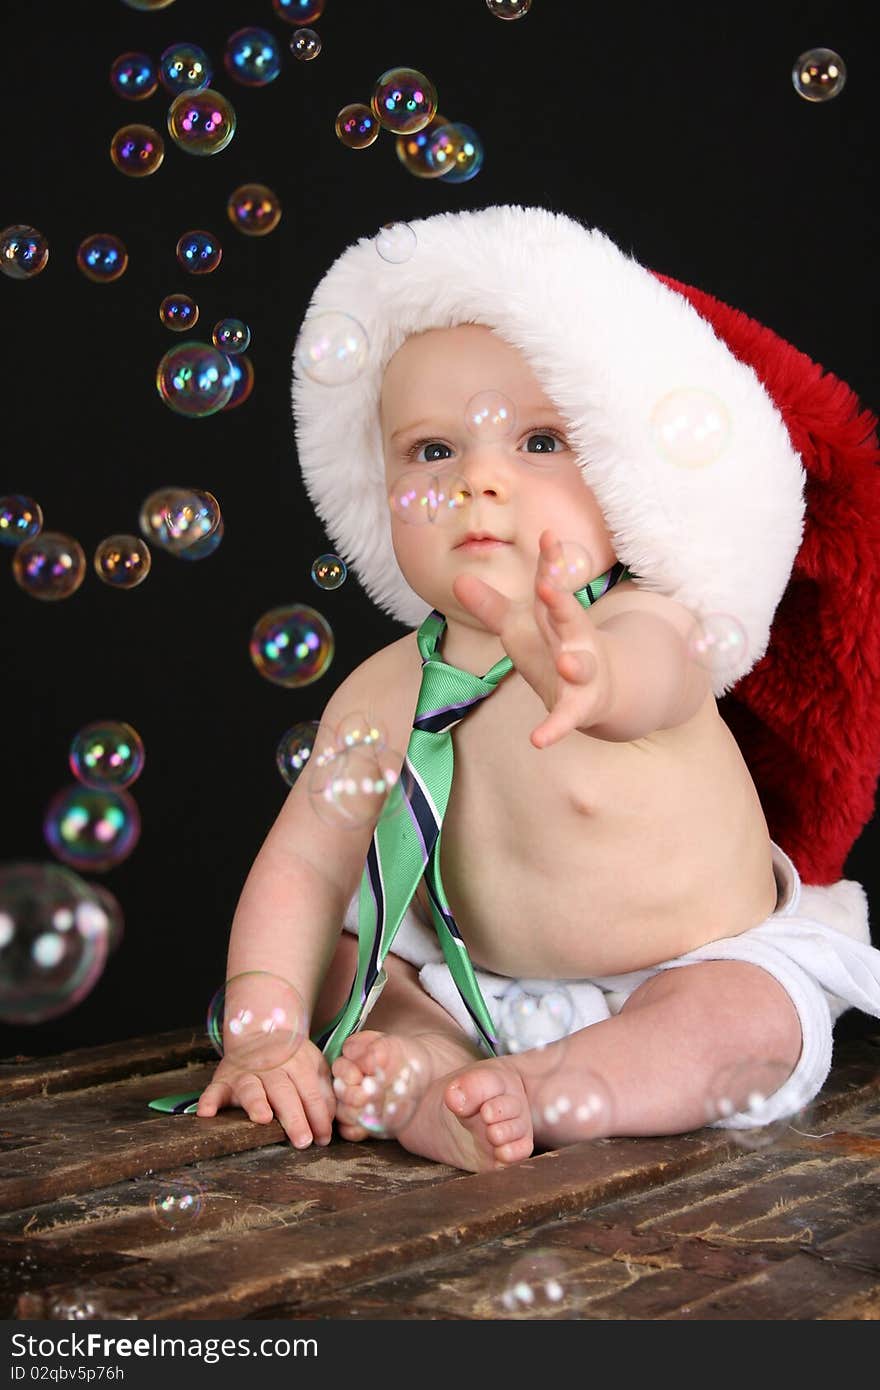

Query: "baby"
left=197, top=206, right=880, bottom=1172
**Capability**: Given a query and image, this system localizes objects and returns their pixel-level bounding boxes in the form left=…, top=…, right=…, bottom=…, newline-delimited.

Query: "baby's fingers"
left=195, top=1079, right=233, bottom=1118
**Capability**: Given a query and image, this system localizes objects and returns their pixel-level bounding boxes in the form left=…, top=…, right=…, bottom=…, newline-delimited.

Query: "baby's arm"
left=196, top=650, right=398, bottom=1148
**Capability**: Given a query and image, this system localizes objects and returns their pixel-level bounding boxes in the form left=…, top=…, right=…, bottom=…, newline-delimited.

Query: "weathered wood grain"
left=0, top=1027, right=213, bottom=1101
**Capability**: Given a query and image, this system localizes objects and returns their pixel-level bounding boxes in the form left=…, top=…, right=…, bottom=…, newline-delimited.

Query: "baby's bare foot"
left=331, top=1030, right=472, bottom=1142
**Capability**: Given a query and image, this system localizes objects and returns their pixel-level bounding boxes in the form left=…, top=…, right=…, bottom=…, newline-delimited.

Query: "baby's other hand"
left=196, top=1037, right=336, bottom=1149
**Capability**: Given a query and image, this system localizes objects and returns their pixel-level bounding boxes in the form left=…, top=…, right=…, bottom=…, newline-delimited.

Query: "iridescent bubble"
left=250, top=604, right=334, bottom=688
left=0, top=863, right=111, bottom=1025
left=495, top=1251, right=576, bottom=1322
left=276, top=720, right=320, bottom=788
left=94, top=534, right=152, bottom=588
left=0, top=225, right=49, bottom=279
left=176, top=514, right=224, bottom=560
left=44, top=785, right=141, bottom=873
left=121, top=0, right=177, bottom=9
left=371, top=67, right=438, bottom=135
left=158, top=42, right=211, bottom=95
left=353, top=1038, right=431, bottom=1136
left=792, top=48, right=846, bottom=102
left=272, top=0, right=325, bottom=23
left=486, top=0, right=532, bottom=18
left=226, top=183, right=281, bottom=237
left=309, top=743, right=410, bottom=830
left=219, top=354, right=254, bottom=412
left=334, top=102, right=379, bottom=149
left=156, top=342, right=235, bottom=416
left=464, top=390, right=516, bottom=441
left=395, top=115, right=453, bottom=179
left=310, top=553, right=347, bottom=590
left=440, top=122, right=484, bottom=183
left=539, top=539, right=593, bottom=594
left=139, top=486, right=221, bottom=552
left=109, top=52, right=158, bottom=101
left=290, top=28, right=321, bottom=61
left=649, top=387, right=731, bottom=469
left=70, top=721, right=145, bottom=791
left=167, top=88, right=236, bottom=156
left=531, top=1068, right=615, bottom=1138
left=335, top=711, right=385, bottom=751
left=705, top=1058, right=814, bottom=1150
left=497, top=982, right=575, bottom=1055
left=224, top=28, right=281, bottom=86
left=424, top=121, right=468, bottom=176
left=295, top=311, right=369, bottom=386
left=12, top=532, right=86, bottom=601
left=374, top=221, right=417, bottom=264
left=212, top=318, right=250, bottom=353
left=0, top=494, right=43, bottom=547
left=150, top=1180, right=206, bottom=1231
left=687, top=611, right=748, bottom=680
left=159, top=293, right=198, bottom=331
left=76, top=233, right=128, bottom=284
left=388, top=470, right=468, bottom=526
left=207, top=971, right=307, bottom=1070
left=110, top=123, right=164, bottom=176
left=175, top=229, right=222, bottom=275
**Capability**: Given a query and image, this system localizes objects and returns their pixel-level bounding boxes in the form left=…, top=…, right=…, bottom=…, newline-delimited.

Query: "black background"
left=1, top=0, right=877, bottom=1059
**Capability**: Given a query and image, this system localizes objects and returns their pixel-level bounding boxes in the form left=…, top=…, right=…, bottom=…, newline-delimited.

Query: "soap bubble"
left=224, top=28, right=281, bottom=86
left=109, top=52, right=158, bottom=101
left=371, top=67, right=437, bottom=135
left=395, top=115, right=454, bottom=179
left=439, top=123, right=484, bottom=183
left=44, top=785, right=141, bottom=873
left=76, top=234, right=128, bottom=284
left=792, top=48, right=846, bottom=102
left=334, top=711, right=385, bottom=750
left=686, top=611, right=748, bottom=680
left=310, top=553, right=347, bottom=590
left=295, top=311, right=369, bottom=386
left=70, top=721, right=145, bottom=791
left=423, top=122, right=469, bottom=176
left=150, top=1180, right=206, bottom=1231
left=175, top=229, right=222, bottom=274
left=12, top=532, right=86, bottom=601
left=219, top=354, right=254, bottom=412
left=272, top=0, right=325, bottom=24
left=176, top=515, right=225, bottom=560
left=139, top=487, right=221, bottom=552
left=531, top=1068, right=615, bottom=1139
left=486, top=0, right=532, bottom=18
left=94, top=534, right=152, bottom=588
left=121, top=0, right=177, bottom=9
left=110, top=123, right=164, bottom=176
left=290, top=28, right=322, bottom=61
left=353, top=1038, right=431, bottom=1136
left=159, top=293, right=198, bottom=331
left=464, top=390, right=516, bottom=441
left=389, top=471, right=468, bottom=526
left=250, top=604, right=334, bottom=688
left=156, top=342, right=235, bottom=416
left=334, top=102, right=379, bottom=149
left=497, top=982, right=575, bottom=1059
left=226, top=183, right=281, bottom=236
left=212, top=318, right=250, bottom=354
left=276, top=721, right=320, bottom=787
left=0, top=225, right=49, bottom=279
left=0, top=863, right=112, bottom=1025
left=0, top=495, right=43, bottom=546
left=158, top=42, right=211, bottom=95
left=207, top=971, right=307, bottom=1070
left=649, top=387, right=731, bottom=469
left=309, top=743, right=410, bottom=830
left=374, top=221, right=417, bottom=264
left=706, top=1058, right=814, bottom=1150
left=495, top=1250, right=576, bottom=1321
left=167, top=88, right=236, bottom=156
left=539, top=539, right=593, bottom=594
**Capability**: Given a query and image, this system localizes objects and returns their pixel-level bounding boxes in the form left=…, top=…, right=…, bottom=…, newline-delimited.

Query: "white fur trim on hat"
left=291, top=205, right=805, bottom=694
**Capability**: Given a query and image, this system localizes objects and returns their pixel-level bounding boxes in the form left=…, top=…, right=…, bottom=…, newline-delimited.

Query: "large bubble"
left=249, top=604, right=334, bottom=687
left=12, top=533, right=86, bottom=601
left=371, top=67, right=438, bottom=134
left=0, top=495, right=43, bottom=547
left=224, top=29, right=281, bottom=86
left=44, top=785, right=141, bottom=873
left=76, top=233, right=128, bottom=284
left=110, top=124, right=164, bottom=177
left=167, top=89, right=236, bottom=156
left=156, top=343, right=235, bottom=417
left=69, top=721, right=145, bottom=791
left=0, top=225, right=49, bottom=279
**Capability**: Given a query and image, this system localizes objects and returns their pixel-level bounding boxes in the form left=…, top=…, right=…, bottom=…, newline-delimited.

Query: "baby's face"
left=380, top=324, right=616, bottom=615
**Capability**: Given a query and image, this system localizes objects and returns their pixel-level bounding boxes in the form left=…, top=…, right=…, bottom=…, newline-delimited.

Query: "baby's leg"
left=448, top=960, right=803, bottom=1148
left=315, top=934, right=534, bottom=1169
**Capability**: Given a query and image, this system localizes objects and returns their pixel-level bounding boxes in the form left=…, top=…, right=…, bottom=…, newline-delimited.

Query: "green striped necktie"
left=316, top=560, right=632, bottom=1063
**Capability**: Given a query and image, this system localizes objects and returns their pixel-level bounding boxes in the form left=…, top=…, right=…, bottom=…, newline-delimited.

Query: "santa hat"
left=292, top=205, right=880, bottom=913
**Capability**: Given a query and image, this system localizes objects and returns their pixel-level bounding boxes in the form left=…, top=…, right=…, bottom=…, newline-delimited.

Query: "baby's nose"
left=457, top=447, right=511, bottom=500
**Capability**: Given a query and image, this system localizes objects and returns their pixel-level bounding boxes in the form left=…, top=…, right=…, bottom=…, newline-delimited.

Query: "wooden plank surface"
left=0, top=1027, right=878, bottom=1320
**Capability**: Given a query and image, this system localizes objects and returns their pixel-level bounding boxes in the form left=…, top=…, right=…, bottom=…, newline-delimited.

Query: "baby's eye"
left=410, top=440, right=454, bottom=464
left=522, top=431, right=563, bottom=454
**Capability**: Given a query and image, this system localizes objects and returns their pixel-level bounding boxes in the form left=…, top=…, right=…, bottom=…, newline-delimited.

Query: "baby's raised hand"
left=196, top=1036, right=336, bottom=1149
left=453, top=529, right=615, bottom=749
